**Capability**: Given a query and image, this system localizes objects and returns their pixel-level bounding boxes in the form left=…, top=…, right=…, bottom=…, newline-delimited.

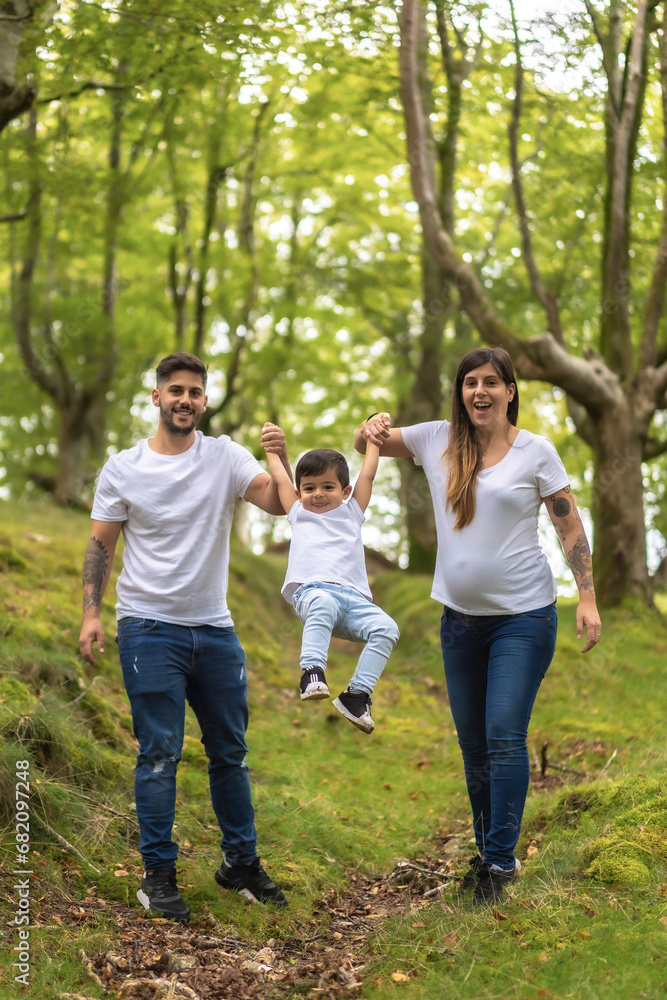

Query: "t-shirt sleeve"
left=286, top=500, right=303, bottom=526
left=228, top=440, right=267, bottom=499
left=535, top=436, right=570, bottom=497
left=345, top=497, right=366, bottom=525
left=400, top=421, right=448, bottom=468
left=91, top=457, right=128, bottom=522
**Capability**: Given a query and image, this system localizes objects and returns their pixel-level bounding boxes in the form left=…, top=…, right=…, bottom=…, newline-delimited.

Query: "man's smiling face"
left=152, top=370, right=208, bottom=437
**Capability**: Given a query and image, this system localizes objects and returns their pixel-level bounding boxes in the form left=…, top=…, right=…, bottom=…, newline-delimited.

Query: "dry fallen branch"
left=44, top=822, right=101, bottom=873
left=597, top=747, right=618, bottom=775
left=78, top=949, right=106, bottom=990
left=118, top=979, right=201, bottom=999
left=423, top=881, right=452, bottom=898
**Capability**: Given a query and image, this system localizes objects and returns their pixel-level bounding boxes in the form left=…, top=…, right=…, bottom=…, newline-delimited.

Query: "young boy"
left=261, top=420, right=399, bottom=734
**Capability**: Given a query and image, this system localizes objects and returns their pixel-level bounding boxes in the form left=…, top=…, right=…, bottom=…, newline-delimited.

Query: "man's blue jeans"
left=440, top=603, right=557, bottom=871
left=293, top=582, right=399, bottom=695
left=117, top=618, right=257, bottom=870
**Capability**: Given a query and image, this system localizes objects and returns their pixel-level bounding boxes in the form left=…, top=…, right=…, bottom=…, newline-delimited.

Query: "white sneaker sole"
left=300, top=683, right=330, bottom=701
left=332, top=696, right=375, bottom=733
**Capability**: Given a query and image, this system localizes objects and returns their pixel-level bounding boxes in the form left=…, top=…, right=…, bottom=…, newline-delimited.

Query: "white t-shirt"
left=281, top=497, right=372, bottom=604
left=400, top=422, right=569, bottom=615
left=91, top=431, right=265, bottom=626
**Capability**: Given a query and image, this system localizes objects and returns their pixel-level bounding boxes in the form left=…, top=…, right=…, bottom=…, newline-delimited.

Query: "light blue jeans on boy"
left=292, top=582, right=399, bottom=695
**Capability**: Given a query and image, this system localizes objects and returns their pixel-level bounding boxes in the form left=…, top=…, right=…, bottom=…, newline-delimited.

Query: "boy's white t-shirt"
left=281, top=497, right=372, bottom=604
left=400, top=422, right=570, bottom=615
left=91, top=431, right=264, bottom=626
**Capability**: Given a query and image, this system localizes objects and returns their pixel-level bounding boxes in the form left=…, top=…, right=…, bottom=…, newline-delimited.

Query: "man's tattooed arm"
left=82, top=536, right=110, bottom=614
left=79, top=521, right=123, bottom=665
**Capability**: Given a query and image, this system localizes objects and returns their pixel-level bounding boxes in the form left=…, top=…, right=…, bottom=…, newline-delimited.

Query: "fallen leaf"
left=659, top=916, right=667, bottom=927
left=538, top=952, right=549, bottom=963
left=114, top=869, right=129, bottom=877
left=526, top=839, right=539, bottom=858
left=391, top=972, right=410, bottom=983
left=492, top=909, right=507, bottom=921
left=579, top=930, right=592, bottom=939
left=442, top=932, right=461, bottom=948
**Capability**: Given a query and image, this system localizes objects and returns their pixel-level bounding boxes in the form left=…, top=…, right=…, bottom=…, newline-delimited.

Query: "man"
left=79, top=352, right=288, bottom=921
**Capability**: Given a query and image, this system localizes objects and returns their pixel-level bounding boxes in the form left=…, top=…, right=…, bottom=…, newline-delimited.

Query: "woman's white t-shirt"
left=400, top=422, right=569, bottom=615
left=281, top=497, right=372, bottom=604
left=91, top=431, right=264, bottom=626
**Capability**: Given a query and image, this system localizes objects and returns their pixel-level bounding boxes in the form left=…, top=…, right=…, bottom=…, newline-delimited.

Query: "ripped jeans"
left=117, top=617, right=256, bottom=870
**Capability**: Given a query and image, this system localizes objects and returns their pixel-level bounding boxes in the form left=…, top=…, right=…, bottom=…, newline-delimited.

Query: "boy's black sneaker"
left=332, top=687, right=375, bottom=734
left=454, top=854, right=484, bottom=894
left=300, top=667, right=330, bottom=701
left=137, top=865, right=191, bottom=922
left=214, top=857, right=288, bottom=907
left=473, top=859, right=521, bottom=904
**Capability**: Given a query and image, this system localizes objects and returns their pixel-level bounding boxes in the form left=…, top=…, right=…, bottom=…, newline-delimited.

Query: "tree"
left=398, top=0, right=667, bottom=606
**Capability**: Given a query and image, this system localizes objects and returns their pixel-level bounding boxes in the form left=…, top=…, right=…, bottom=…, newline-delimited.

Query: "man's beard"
left=160, top=404, right=200, bottom=436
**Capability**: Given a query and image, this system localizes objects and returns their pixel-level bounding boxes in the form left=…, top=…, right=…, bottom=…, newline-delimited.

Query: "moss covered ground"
left=0, top=498, right=666, bottom=999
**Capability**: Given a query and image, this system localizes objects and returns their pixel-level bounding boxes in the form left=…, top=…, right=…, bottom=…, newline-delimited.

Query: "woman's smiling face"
left=461, top=362, right=515, bottom=432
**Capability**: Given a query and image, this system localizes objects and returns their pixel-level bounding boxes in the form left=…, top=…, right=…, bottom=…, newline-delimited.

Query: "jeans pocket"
left=117, top=617, right=160, bottom=638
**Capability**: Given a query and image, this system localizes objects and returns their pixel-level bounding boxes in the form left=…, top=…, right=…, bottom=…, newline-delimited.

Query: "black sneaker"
left=300, top=667, right=330, bottom=701
left=332, top=687, right=374, bottom=734
left=473, top=859, right=521, bottom=904
left=214, top=857, right=288, bottom=907
left=455, top=854, right=484, bottom=894
left=137, top=866, right=191, bottom=922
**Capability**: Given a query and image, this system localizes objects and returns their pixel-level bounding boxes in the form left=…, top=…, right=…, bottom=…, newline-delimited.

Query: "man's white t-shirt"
left=91, top=431, right=264, bottom=626
left=281, top=497, right=372, bottom=604
left=400, top=422, right=569, bottom=615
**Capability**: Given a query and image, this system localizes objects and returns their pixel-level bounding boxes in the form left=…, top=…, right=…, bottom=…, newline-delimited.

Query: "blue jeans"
left=293, top=583, right=399, bottom=695
left=440, top=603, right=557, bottom=870
left=117, top=618, right=257, bottom=870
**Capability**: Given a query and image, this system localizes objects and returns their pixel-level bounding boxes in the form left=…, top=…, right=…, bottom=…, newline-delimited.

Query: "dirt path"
left=54, top=858, right=457, bottom=999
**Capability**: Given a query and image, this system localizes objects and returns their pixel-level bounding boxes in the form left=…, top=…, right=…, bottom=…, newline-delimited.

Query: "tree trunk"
left=0, top=0, right=37, bottom=132
left=54, top=405, right=89, bottom=505
left=590, top=405, right=651, bottom=604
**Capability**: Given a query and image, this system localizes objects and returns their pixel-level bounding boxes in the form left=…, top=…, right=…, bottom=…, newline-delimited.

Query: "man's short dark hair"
left=156, top=353, right=208, bottom=388
left=295, top=449, right=350, bottom=490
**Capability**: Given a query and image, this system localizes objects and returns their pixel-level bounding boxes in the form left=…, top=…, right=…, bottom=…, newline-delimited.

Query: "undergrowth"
left=0, top=497, right=666, bottom=999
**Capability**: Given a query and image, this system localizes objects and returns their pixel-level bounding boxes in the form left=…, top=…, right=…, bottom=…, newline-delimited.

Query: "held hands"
left=261, top=421, right=286, bottom=455
left=364, top=412, right=391, bottom=448
left=577, top=599, right=601, bottom=654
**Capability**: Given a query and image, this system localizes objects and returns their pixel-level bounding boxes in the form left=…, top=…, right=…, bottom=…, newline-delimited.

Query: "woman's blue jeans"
left=117, top=617, right=257, bottom=870
left=440, top=603, right=557, bottom=870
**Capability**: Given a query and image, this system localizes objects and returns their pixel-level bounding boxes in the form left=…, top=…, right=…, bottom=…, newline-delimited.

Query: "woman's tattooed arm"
left=544, top=486, right=595, bottom=596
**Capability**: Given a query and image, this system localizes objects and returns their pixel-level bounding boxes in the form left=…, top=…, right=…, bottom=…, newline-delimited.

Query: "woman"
left=356, top=347, right=601, bottom=903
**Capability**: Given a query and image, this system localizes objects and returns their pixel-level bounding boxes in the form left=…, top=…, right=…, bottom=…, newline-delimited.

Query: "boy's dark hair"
left=295, top=449, right=350, bottom=490
left=156, top=352, right=208, bottom=388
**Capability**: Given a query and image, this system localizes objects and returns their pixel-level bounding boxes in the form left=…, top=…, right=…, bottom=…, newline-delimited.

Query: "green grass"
left=1, top=498, right=666, bottom=999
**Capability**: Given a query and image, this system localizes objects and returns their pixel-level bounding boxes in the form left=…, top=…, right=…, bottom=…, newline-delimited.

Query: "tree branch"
left=641, top=0, right=667, bottom=368
left=508, top=0, right=563, bottom=343
left=398, top=0, right=618, bottom=411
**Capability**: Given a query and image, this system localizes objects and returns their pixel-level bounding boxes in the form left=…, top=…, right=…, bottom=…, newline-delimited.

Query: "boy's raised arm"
left=261, top=421, right=298, bottom=513
left=352, top=439, right=381, bottom=513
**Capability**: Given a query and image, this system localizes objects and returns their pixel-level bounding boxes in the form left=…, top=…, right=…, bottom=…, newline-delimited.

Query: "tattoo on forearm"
left=566, top=533, right=594, bottom=594
left=551, top=495, right=571, bottom=517
left=82, top=536, right=109, bottom=612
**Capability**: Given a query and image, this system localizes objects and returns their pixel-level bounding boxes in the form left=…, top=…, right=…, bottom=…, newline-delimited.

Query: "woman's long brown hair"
left=445, top=347, right=519, bottom=529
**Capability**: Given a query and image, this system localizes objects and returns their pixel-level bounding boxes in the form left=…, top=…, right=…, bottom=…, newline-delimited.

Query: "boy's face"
left=297, top=467, right=352, bottom=513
